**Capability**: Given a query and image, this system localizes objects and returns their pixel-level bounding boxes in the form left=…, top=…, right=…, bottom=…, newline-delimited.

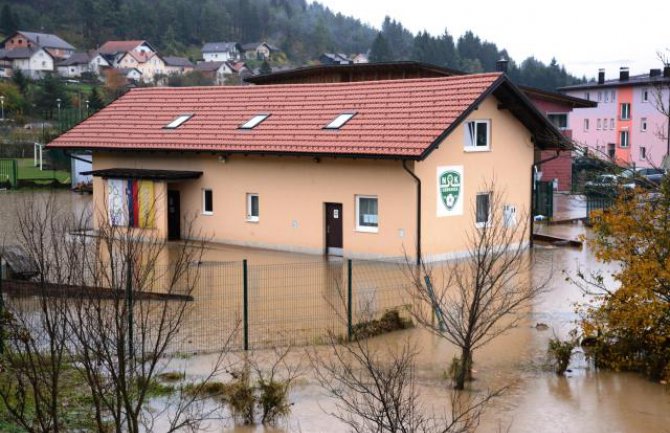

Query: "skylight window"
left=164, top=114, right=193, bottom=129
left=325, top=112, right=356, bottom=129
left=240, top=114, right=269, bottom=129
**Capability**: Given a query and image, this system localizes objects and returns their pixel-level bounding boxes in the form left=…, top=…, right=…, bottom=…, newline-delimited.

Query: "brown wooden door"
left=325, top=203, right=343, bottom=255
left=167, top=190, right=180, bottom=240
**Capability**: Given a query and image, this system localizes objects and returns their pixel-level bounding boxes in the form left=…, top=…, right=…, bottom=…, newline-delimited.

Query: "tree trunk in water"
left=456, top=347, right=472, bottom=390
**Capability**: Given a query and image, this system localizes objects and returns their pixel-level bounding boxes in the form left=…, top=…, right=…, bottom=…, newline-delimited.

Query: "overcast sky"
left=312, top=0, right=670, bottom=79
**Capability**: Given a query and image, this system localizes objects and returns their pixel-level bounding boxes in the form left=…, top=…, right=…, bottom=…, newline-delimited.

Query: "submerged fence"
left=0, top=257, right=415, bottom=355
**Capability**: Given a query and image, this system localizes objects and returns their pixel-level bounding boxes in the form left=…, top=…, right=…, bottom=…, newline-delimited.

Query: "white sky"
left=312, top=0, right=670, bottom=79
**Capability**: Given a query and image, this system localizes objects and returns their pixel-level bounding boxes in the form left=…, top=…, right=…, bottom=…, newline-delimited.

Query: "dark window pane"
left=250, top=195, right=259, bottom=217
left=358, top=197, right=378, bottom=227
left=476, top=193, right=490, bottom=224
left=204, top=190, right=213, bottom=213
left=476, top=122, right=488, bottom=147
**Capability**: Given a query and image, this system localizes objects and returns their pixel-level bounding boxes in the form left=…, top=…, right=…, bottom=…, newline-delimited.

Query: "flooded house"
left=47, top=73, right=566, bottom=261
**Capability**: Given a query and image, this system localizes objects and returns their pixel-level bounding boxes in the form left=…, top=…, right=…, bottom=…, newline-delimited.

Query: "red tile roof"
left=98, top=40, right=147, bottom=54
left=49, top=73, right=555, bottom=158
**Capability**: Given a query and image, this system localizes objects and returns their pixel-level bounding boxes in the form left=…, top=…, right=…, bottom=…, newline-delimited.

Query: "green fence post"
left=243, top=259, right=249, bottom=351
left=347, top=259, right=353, bottom=342
left=126, top=262, right=134, bottom=365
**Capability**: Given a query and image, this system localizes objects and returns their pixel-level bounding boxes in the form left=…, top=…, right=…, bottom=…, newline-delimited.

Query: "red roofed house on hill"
left=47, top=73, right=567, bottom=261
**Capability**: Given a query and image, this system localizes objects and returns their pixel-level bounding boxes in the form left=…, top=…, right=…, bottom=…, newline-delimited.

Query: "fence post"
left=243, top=259, right=249, bottom=351
left=126, top=262, right=134, bottom=365
left=347, top=259, right=353, bottom=342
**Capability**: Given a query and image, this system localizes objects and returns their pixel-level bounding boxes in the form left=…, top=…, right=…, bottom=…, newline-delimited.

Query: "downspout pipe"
left=402, top=160, right=421, bottom=265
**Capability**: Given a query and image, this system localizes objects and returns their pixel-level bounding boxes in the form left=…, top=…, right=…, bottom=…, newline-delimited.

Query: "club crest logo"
left=439, top=170, right=461, bottom=211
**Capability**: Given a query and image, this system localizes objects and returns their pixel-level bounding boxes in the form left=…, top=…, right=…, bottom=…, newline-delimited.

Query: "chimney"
left=598, top=68, right=605, bottom=84
left=650, top=68, right=662, bottom=77
left=619, top=67, right=629, bottom=81
left=495, top=58, right=509, bottom=73
left=664, top=64, right=670, bottom=78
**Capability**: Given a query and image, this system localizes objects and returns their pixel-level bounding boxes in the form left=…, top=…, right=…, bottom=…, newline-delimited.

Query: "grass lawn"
left=16, top=158, right=70, bottom=183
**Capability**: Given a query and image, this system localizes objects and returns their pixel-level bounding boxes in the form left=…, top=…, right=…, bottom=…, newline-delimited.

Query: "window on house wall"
left=642, top=88, right=649, bottom=102
left=107, top=179, right=155, bottom=229
left=464, top=120, right=490, bottom=151
left=356, top=195, right=379, bottom=232
left=584, top=119, right=590, bottom=131
left=597, top=119, right=602, bottom=130
left=620, top=103, right=631, bottom=120
left=547, top=114, right=568, bottom=130
left=246, top=193, right=259, bottom=221
left=203, top=189, right=213, bottom=215
left=641, top=117, right=648, bottom=132
left=620, top=130, right=629, bottom=148
left=475, top=192, right=491, bottom=227
left=640, top=146, right=647, bottom=160
left=611, top=90, right=615, bottom=101
left=604, top=92, right=609, bottom=103
left=597, top=91, right=602, bottom=102
left=610, top=118, right=615, bottom=129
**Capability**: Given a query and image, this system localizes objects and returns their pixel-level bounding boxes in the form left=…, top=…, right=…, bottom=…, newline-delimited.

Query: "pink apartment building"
left=560, top=66, right=670, bottom=168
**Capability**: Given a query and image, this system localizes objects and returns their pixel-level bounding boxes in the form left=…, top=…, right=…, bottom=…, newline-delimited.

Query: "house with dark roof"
left=164, top=56, right=194, bottom=75
left=239, top=42, right=280, bottom=61
left=48, top=73, right=566, bottom=260
left=319, top=53, right=353, bottom=65
left=202, top=42, right=239, bottom=62
left=2, top=31, right=76, bottom=59
left=57, top=51, right=110, bottom=78
left=0, top=46, right=55, bottom=78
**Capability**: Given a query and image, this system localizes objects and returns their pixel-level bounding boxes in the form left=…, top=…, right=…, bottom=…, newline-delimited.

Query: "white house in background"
left=352, top=53, right=369, bottom=64
left=97, top=40, right=157, bottom=65
left=202, top=42, right=239, bottom=62
left=57, top=51, right=110, bottom=78
left=115, top=67, right=142, bottom=83
left=239, top=42, right=280, bottom=61
left=0, top=47, right=55, bottom=78
left=164, top=56, right=194, bottom=75
left=114, top=51, right=166, bottom=83
left=194, top=61, right=235, bottom=85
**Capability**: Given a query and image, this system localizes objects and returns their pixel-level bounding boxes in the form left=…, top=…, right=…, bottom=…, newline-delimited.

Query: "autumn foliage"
left=582, top=181, right=670, bottom=381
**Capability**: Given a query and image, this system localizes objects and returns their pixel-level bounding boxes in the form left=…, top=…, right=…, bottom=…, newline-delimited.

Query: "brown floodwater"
left=1, top=190, right=669, bottom=432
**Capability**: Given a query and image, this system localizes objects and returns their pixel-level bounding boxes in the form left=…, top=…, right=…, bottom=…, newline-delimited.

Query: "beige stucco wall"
left=92, top=154, right=417, bottom=259
left=414, top=95, right=535, bottom=261
left=89, top=93, right=534, bottom=261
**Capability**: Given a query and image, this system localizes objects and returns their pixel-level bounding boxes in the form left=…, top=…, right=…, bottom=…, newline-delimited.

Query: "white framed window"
left=610, top=118, right=615, bottom=130
left=640, top=146, right=647, bottom=160
left=604, top=91, right=609, bottom=103
left=597, top=119, right=602, bottom=130
left=503, top=204, right=517, bottom=227
left=597, top=91, right=602, bottom=102
left=464, top=120, right=491, bottom=151
left=325, top=112, right=356, bottom=129
left=610, top=90, right=616, bottom=102
left=620, top=103, right=631, bottom=120
left=620, top=130, right=629, bottom=148
left=246, top=193, right=259, bottom=222
left=584, top=118, right=590, bottom=131
left=202, top=189, right=213, bottom=215
left=642, top=88, right=649, bottom=102
left=355, top=195, right=379, bottom=233
left=165, top=114, right=193, bottom=129
left=641, top=117, right=648, bottom=132
left=475, top=192, right=491, bottom=228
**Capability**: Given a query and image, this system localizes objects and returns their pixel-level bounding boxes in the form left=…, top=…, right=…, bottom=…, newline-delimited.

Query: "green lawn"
left=16, top=158, right=70, bottom=183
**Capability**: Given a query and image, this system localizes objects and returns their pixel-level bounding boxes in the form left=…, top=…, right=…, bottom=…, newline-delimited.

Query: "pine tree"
left=0, top=4, right=18, bottom=35
left=259, top=60, right=272, bottom=75
left=369, top=32, right=392, bottom=63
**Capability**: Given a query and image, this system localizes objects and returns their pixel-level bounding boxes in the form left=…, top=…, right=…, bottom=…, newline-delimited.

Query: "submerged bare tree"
left=406, top=185, right=550, bottom=390
left=311, top=332, right=500, bottom=433
left=0, top=194, right=238, bottom=432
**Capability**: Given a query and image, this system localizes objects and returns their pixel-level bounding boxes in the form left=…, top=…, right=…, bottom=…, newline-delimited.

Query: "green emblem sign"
left=440, top=170, right=461, bottom=211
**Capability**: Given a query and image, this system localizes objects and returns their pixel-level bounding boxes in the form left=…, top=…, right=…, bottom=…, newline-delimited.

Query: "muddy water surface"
left=1, top=191, right=669, bottom=432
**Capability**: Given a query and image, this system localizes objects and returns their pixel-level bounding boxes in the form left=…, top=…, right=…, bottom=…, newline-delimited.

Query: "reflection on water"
left=1, top=191, right=669, bottom=433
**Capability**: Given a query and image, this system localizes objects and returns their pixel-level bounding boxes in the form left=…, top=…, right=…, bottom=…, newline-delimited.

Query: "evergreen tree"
left=12, top=69, right=29, bottom=96
left=369, top=32, right=392, bottom=63
left=88, top=87, right=104, bottom=111
left=34, top=74, right=69, bottom=120
left=0, top=4, right=18, bottom=35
